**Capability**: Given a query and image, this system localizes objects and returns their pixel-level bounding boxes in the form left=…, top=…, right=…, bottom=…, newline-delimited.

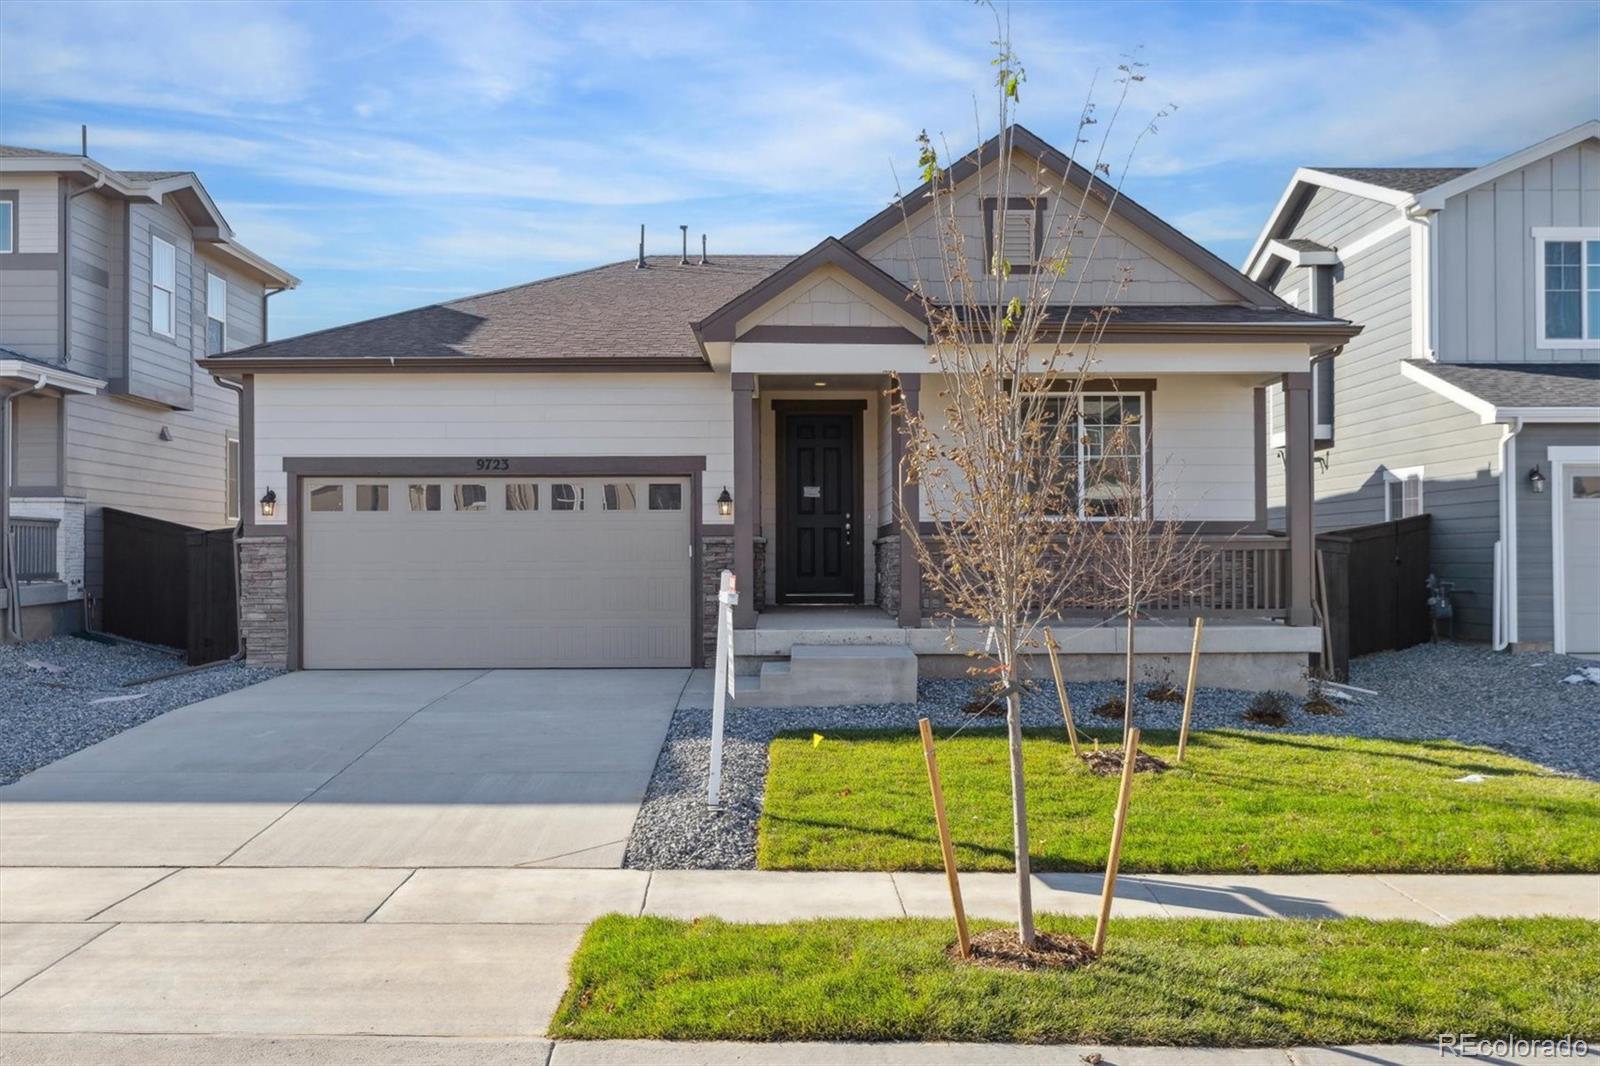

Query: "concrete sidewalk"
left=0, top=1034, right=1559, bottom=1065
left=8, top=867, right=1593, bottom=928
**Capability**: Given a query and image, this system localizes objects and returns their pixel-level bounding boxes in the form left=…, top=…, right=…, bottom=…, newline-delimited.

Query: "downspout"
left=211, top=373, right=248, bottom=663
left=1494, top=417, right=1522, bottom=650
left=61, top=172, right=109, bottom=370
left=2, top=374, right=51, bottom=641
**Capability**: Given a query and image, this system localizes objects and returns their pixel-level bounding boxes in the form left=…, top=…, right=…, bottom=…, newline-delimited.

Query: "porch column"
left=1282, top=371, right=1315, bottom=626
left=732, top=372, right=757, bottom=628
left=894, top=373, right=922, bottom=628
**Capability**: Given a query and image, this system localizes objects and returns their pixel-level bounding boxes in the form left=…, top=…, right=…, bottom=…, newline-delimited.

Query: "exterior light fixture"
left=1528, top=466, right=1546, bottom=494
left=716, top=487, right=733, bottom=517
left=813, top=380, right=827, bottom=387
left=259, top=488, right=277, bottom=518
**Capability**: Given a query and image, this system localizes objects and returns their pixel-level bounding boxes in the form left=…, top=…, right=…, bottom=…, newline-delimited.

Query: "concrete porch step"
left=733, top=645, right=918, bottom=708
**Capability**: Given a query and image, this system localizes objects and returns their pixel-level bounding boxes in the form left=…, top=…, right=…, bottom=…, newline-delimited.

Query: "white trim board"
left=1549, top=444, right=1600, bottom=655
left=1532, top=227, right=1600, bottom=350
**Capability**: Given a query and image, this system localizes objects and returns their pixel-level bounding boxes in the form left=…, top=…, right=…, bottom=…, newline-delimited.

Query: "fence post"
left=707, top=570, right=739, bottom=808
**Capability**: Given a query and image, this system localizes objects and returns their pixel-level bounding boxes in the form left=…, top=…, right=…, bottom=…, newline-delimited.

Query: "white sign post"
left=707, top=569, right=738, bottom=808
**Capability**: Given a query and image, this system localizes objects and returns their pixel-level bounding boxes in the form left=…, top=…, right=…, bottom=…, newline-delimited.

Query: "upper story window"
left=206, top=273, right=228, bottom=355
left=983, top=196, right=1044, bottom=275
left=150, top=235, right=176, bottom=338
left=1535, top=228, right=1600, bottom=348
left=0, top=196, right=14, bottom=254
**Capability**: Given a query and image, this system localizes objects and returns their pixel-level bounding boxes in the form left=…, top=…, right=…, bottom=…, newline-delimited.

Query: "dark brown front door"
left=780, top=412, right=857, bottom=602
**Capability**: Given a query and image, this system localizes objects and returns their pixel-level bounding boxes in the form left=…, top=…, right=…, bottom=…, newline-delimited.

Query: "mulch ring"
left=1079, top=746, right=1170, bottom=776
left=961, top=698, right=1008, bottom=717
left=1302, top=694, right=1346, bottom=716
left=1092, top=696, right=1125, bottom=720
left=953, top=928, right=1099, bottom=972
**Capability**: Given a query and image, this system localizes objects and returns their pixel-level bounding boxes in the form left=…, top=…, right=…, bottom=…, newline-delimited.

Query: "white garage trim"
left=283, top=455, right=707, bottom=670
left=1550, top=445, right=1600, bottom=655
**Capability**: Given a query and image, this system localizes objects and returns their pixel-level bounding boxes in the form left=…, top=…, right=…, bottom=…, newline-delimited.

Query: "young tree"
left=892, top=19, right=1164, bottom=947
left=1082, top=429, right=1208, bottom=746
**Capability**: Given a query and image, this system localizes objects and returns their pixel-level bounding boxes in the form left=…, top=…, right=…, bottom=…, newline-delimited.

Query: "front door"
left=780, top=412, right=857, bottom=602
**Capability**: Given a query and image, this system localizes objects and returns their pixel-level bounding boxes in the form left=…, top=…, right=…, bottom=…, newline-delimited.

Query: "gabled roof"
left=0, top=144, right=297, bottom=290
left=693, top=238, right=923, bottom=343
left=841, top=123, right=1286, bottom=309
left=1310, top=168, right=1473, bottom=195
left=1402, top=360, right=1600, bottom=423
left=201, top=256, right=792, bottom=372
left=1245, top=121, right=1600, bottom=279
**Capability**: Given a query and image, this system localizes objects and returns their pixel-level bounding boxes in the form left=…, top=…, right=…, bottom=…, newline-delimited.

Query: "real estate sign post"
left=707, top=570, right=738, bottom=808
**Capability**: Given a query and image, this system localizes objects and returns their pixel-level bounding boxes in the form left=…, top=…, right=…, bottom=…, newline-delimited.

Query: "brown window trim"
left=981, top=195, right=1046, bottom=276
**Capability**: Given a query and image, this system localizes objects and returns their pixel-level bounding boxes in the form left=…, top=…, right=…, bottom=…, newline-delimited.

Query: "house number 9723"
left=475, top=458, right=510, bottom=471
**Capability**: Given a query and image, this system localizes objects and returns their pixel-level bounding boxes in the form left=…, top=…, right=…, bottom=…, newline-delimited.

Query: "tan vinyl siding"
left=1267, top=187, right=1503, bottom=641
left=861, top=160, right=1231, bottom=306
left=1436, top=138, right=1600, bottom=363
left=10, top=392, right=61, bottom=489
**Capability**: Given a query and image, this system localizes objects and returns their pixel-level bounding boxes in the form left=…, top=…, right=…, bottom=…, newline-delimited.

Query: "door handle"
left=845, top=512, right=852, bottom=540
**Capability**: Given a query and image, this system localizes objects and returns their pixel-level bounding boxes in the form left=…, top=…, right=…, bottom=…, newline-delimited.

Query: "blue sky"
left=2, top=0, right=1594, bottom=340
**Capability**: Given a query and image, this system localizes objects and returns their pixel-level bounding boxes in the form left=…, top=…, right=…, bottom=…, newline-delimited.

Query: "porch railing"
left=10, top=518, right=60, bottom=582
left=1147, top=534, right=1289, bottom=619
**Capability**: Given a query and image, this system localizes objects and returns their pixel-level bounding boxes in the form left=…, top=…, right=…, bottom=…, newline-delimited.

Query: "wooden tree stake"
left=1092, top=726, right=1140, bottom=955
left=919, top=717, right=971, bottom=958
left=1177, top=617, right=1205, bottom=763
left=1043, top=628, right=1081, bottom=757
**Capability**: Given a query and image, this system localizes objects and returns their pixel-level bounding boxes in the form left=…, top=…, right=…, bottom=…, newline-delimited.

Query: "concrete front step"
left=733, top=644, right=918, bottom=708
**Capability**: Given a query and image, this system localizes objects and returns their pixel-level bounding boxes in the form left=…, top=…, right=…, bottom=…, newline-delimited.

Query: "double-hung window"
left=1383, top=466, right=1424, bottom=520
left=150, top=235, right=176, bottom=337
left=206, top=273, right=228, bottom=355
left=1041, top=392, right=1147, bottom=519
left=1535, top=228, right=1600, bottom=348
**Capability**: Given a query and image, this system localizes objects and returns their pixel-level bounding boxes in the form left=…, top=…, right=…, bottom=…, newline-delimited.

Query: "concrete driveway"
left=0, top=668, right=687, bottom=869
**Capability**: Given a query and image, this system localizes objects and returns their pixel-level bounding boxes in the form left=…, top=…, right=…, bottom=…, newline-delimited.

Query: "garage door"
left=1562, top=464, right=1600, bottom=655
left=300, top=476, right=692, bottom=668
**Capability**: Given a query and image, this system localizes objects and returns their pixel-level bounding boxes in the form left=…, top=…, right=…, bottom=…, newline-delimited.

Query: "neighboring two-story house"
left=1, top=144, right=297, bottom=641
left=1246, top=121, right=1600, bottom=655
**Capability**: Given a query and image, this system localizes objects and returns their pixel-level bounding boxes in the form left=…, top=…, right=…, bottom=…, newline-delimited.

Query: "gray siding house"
left=1247, top=122, right=1600, bottom=654
left=1, top=145, right=296, bottom=640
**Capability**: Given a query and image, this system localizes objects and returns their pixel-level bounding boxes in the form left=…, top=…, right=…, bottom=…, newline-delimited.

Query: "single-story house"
left=200, top=125, right=1359, bottom=699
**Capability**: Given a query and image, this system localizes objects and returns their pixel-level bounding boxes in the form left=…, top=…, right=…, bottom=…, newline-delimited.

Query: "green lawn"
left=758, top=728, right=1600, bottom=873
left=551, top=914, right=1600, bottom=1045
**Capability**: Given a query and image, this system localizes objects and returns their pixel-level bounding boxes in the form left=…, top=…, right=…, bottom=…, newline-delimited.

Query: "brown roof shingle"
left=209, top=255, right=794, bottom=365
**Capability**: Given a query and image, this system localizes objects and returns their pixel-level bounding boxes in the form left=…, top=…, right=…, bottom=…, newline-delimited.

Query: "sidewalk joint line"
left=638, top=871, right=653, bottom=917
left=889, top=872, right=908, bottom=917
left=1372, top=873, right=1450, bottom=923
left=80, top=867, right=185, bottom=922
left=211, top=670, right=492, bottom=868
left=0, top=921, right=118, bottom=1000
left=362, top=868, right=418, bottom=923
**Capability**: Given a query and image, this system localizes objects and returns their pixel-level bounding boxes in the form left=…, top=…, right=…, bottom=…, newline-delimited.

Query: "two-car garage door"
left=300, top=475, right=692, bottom=668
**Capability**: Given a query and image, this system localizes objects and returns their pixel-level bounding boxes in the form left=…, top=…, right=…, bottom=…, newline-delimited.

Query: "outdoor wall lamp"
left=1528, top=466, right=1546, bottom=494
left=259, top=488, right=277, bottom=518
left=717, top=487, right=734, bottom=517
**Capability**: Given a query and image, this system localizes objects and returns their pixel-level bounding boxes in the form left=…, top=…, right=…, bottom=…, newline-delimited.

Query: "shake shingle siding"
left=1266, top=185, right=1503, bottom=641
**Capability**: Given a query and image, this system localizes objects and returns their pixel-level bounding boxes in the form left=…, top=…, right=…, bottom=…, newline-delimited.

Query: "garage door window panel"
left=309, top=485, right=344, bottom=512
left=356, top=484, right=389, bottom=512
left=409, top=484, right=442, bottom=512
left=506, top=483, right=539, bottom=511
left=552, top=483, right=584, bottom=511
left=603, top=483, right=637, bottom=511
left=648, top=483, right=683, bottom=511
left=454, top=483, right=489, bottom=512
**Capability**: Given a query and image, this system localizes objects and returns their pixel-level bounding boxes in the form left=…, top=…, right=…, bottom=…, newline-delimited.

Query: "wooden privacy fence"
left=1314, top=514, right=1431, bottom=680
left=102, top=508, right=237, bottom=666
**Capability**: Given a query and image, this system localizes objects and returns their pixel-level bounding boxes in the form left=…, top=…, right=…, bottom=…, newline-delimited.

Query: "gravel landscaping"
left=623, top=640, right=1600, bottom=869
left=1, top=635, right=281, bottom=785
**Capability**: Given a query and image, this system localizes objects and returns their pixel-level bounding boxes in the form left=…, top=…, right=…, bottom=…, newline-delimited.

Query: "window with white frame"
left=1041, top=392, right=1146, bottom=519
left=0, top=197, right=14, bottom=254
left=150, top=235, right=176, bottom=337
left=224, top=435, right=240, bottom=522
left=1535, top=228, right=1600, bottom=347
left=1383, top=466, right=1424, bottom=520
left=206, top=273, right=228, bottom=355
